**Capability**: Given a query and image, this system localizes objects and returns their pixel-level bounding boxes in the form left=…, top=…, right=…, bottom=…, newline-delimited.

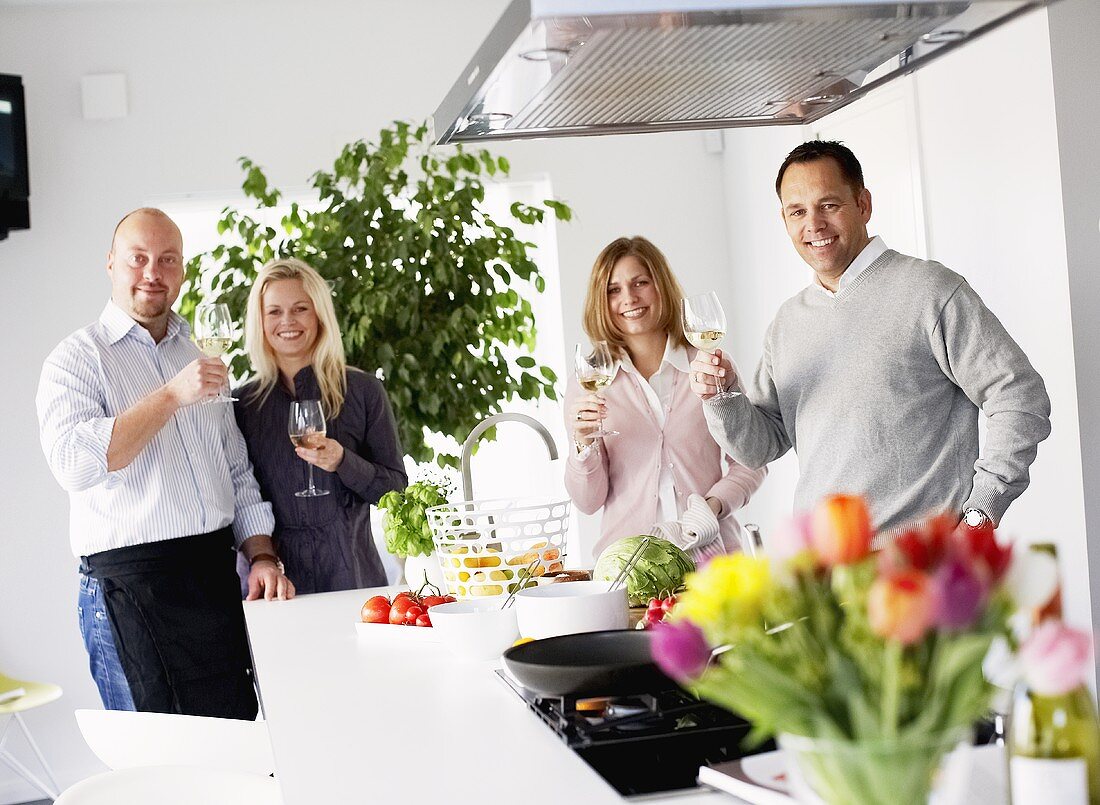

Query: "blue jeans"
left=77, top=574, right=135, bottom=711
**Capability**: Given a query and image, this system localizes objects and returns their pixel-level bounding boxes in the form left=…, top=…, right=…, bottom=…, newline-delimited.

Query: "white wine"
left=579, top=375, right=612, bottom=393
left=1010, top=544, right=1100, bottom=805
left=290, top=431, right=326, bottom=449
left=685, top=329, right=725, bottom=351
left=196, top=337, right=232, bottom=357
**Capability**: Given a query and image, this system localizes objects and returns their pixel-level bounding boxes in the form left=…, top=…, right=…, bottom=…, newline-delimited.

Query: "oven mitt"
left=649, top=520, right=684, bottom=547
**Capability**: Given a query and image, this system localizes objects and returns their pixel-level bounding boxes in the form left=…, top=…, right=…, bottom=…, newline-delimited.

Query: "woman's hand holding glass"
left=293, top=435, right=345, bottom=473
left=569, top=394, right=606, bottom=448
left=574, top=341, right=619, bottom=445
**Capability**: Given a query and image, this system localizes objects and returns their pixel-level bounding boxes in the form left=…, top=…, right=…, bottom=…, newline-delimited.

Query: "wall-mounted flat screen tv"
left=0, top=73, right=30, bottom=241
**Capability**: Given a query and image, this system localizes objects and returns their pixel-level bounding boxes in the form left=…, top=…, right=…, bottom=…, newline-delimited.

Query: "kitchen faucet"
left=459, top=412, right=559, bottom=501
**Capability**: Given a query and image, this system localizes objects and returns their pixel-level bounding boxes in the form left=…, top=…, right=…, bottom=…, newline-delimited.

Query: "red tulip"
left=868, top=570, right=937, bottom=645
left=811, top=495, right=873, bottom=566
left=886, top=513, right=954, bottom=572
left=956, top=520, right=1012, bottom=583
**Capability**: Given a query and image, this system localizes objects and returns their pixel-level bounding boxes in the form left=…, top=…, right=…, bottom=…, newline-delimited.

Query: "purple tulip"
left=651, top=620, right=711, bottom=681
left=934, top=556, right=985, bottom=629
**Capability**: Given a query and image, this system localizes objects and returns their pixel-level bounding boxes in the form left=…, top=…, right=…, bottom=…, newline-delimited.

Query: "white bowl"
left=428, top=600, right=520, bottom=662
left=513, top=580, right=628, bottom=640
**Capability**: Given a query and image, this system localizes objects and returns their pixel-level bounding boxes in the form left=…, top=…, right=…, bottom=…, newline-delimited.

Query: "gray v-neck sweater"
left=704, top=249, right=1051, bottom=539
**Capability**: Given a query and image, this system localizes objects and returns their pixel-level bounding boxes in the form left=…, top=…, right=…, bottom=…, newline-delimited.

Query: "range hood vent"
left=433, top=0, right=1058, bottom=144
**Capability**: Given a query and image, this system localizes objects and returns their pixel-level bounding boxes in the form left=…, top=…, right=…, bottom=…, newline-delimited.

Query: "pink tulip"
left=868, top=570, right=937, bottom=645
left=651, top=620, right=711, bottom=681
left=770, top=512, right=815, bottom=564
left=1019, top=621, right=1094, bottom=696
left=811, top=495, right=873, bottom=567
left=934, top=556, right=986, bottom=630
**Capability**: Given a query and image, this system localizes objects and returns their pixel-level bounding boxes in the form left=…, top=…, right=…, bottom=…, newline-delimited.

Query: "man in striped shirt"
left=37, top=208, right=294, bottom=717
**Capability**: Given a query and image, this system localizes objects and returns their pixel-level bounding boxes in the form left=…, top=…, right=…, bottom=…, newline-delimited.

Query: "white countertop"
left=244, top=586, right=736, bottom=805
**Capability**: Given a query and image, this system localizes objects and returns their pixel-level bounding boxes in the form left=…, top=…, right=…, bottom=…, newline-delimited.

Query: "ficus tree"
left=179, top=120, right=571, bottom=468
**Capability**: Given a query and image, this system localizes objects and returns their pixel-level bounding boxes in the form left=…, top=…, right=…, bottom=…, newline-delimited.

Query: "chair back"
left=75, top=709, right=275, bottom=775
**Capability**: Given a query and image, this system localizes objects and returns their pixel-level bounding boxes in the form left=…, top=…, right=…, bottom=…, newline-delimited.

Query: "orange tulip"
left=811, top=494, right=873, bottom=566
left=868, top=570, right=937, bottom=645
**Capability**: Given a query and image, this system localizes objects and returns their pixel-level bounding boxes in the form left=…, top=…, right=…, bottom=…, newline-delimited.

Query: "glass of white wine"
left=288, top=399, right=330, bottom=498
left=194, top=302, right=239, bottom=404
left=682, top=291, right=741, bottom=400
left=574, top=341, right=619, bottom=439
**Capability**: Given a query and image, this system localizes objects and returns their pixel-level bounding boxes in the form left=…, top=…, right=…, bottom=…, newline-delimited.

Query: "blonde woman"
left=235, top=258, right=407, bottom=593
left=564, top=236, right=766, bottom=563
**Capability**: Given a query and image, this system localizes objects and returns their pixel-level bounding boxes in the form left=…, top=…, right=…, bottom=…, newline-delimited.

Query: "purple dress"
left=234, top=366, right=407, bottom=594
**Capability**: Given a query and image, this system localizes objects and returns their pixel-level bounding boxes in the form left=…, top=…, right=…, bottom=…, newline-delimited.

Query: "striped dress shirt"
left=37, top=301, right=274, bottom=558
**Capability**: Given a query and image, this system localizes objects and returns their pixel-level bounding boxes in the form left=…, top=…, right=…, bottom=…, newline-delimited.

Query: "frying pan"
left=501, top=629, right=673, bottom=696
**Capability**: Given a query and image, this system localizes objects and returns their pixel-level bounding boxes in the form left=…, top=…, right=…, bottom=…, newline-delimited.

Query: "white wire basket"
left=427, top=497, right=571, bottom=600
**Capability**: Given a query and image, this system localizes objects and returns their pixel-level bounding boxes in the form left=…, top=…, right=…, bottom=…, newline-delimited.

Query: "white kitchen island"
left=244, top=586, right=738, bottom=805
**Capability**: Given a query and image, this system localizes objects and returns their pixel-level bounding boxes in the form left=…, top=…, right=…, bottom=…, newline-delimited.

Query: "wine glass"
left=574, top=341, right=619, bottom=439
left=682, top=292, right=740, bottom=400
left=288, top=400, right=330, bottom=498
left=194, top=302, right=239, bottom=403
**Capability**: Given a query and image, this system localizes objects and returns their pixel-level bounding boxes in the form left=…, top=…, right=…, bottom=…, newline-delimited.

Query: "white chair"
left=74, top=708, right=275, bottom=774
left=55, top=764, right=282, bottom=805
left=0, top=670, right=63, bottom=800
left=54, top=709, right=281, bottom=805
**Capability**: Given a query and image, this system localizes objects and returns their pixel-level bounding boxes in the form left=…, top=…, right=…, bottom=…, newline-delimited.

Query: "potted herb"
left=378, top=478, right=452, bottom=589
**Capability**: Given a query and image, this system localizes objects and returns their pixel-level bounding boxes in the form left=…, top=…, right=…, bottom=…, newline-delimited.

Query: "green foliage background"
left=179, top=121, right=571, bottom=468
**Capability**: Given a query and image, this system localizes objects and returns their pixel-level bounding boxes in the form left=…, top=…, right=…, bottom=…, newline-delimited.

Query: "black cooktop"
left=496, top=670, right=774, bottom=798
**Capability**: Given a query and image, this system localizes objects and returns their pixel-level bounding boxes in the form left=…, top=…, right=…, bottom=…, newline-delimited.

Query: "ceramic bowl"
left=428, top=600, right=520, bottom=661
left=513, top=580, right=628, bottom=640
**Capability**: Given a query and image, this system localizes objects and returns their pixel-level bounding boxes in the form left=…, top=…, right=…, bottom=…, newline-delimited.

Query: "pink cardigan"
left=563, top=363, right=766, bottom=561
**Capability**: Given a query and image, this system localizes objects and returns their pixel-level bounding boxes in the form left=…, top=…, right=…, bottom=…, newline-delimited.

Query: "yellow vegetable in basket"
left=488, top=570, right=514, bottom=581
left=478, top=554, right=502, bottom=568
left=507, top=551, right=539, bottom=567
left=542, top=548, right=560, bottom=561
left=470, top=584, right=504, bottom=596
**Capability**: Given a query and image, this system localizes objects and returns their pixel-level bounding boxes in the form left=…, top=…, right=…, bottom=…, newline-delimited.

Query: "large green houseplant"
left=179, top=120, right=571, bottom=467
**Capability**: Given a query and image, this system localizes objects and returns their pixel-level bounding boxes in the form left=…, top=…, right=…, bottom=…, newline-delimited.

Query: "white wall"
left=0, top=1, right=731, bottom=799
left=718, top=9, right=1094, bottom=638
left=1046, top=0, right=1100, bottom=692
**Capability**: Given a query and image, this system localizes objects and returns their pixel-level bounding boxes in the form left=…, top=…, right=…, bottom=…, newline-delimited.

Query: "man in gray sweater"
left=690, top=141, right=1051, bottom=542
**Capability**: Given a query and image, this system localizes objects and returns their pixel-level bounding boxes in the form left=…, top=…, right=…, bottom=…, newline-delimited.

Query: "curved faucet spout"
left=460, top=413, right=559, bottom=501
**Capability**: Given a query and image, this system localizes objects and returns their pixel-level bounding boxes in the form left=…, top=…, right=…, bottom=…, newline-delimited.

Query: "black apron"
left=81, top=528, right=258, bottom=720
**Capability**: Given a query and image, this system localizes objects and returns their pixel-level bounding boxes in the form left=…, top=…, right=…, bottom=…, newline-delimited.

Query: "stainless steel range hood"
left=433, top=0, right=1058, bottom=144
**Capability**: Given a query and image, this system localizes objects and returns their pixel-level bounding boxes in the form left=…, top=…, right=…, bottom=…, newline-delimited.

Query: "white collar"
left=813, top=235, right=888, bottom=296
left=618, top=335, right=691, bottom=377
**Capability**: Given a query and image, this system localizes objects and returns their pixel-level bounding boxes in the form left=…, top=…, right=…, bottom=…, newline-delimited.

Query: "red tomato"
left=415, top=612, right=432, bottom=628
left=389, top=597, right=418, bottom=625
left=392, top=591, right=416, bottom=605
left=404, top=605, right=425, bottom=625
left=361, top=595, right=391, bottom=624
left=443, top=595, right=457, bottom=603
left=420, top=595, right=447, bottom=609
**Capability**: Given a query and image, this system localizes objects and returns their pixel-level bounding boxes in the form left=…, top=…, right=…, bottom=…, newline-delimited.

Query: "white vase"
left=402, top=552, right=446, bottom=593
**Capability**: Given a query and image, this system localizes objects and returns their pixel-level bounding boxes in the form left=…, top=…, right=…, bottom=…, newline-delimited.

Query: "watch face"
left=964, top=509, right=985, bottom=528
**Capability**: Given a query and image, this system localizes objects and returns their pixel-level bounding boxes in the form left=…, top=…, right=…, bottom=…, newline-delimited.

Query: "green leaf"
left=177, top=119, right=574, bottom=468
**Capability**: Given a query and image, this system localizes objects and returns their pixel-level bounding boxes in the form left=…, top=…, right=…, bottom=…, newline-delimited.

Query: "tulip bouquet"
left=652, top=494, right=1024, bottom=805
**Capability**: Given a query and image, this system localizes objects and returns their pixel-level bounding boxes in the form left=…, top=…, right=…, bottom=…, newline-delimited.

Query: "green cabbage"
left=593, top=535, right=695, bottom=606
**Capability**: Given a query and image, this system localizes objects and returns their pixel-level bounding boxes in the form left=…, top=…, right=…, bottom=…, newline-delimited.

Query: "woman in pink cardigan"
left=565, top=236, right=766, bottom=564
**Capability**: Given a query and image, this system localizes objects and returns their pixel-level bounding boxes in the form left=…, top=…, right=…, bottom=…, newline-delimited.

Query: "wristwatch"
left=962, top=508, right=989, bottom=529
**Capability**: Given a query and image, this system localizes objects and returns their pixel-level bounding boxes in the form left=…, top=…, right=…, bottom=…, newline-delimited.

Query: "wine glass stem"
left=306, top=461, right=316, bottom=493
